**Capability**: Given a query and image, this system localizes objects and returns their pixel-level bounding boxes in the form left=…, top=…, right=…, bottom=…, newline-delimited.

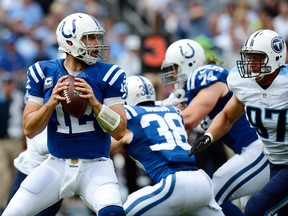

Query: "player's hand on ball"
left=188, top=134, right=213, bottom=157
left=49, top=75, right=69, bottom=106
left=59, top=75, right=88, bottom=118
left=74, top=77, right=101, bottom=108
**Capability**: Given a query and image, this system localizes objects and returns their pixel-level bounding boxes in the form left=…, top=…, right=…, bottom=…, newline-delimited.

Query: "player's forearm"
left=93, top=102, right=127, bottom=140
left=110, top=136, right=125, bottom=154
left=183, top=112, right=203, bottom=130
left=23, top=102, right=55, bottom=139
left=205, top=111, right=233, bottom=142
left=182, top=107, right=207, bottom=130
left=110, top=129, right=131, bottom=154
left=206, top=94, right=244, bottom=142
left=109, top=116, right=127, bottom=140
left=107, top=104, right=127, bottom=140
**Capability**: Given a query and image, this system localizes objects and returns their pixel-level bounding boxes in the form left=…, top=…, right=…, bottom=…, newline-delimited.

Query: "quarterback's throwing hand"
left=188, top=134, right=213, bottom=157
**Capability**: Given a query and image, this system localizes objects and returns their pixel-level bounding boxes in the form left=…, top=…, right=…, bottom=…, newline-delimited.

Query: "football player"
left=3, top=13, right=127, bottom=216
left=193, top=29, right=288, bottom=215
left=111, top=75, right=224, bottom=216
left=160, top=39, right=270, bottom=214
left=6, top=128, right=63, bottom=215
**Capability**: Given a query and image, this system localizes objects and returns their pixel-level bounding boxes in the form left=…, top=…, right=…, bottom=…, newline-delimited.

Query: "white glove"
left=161, top=89, right=188, bottom=106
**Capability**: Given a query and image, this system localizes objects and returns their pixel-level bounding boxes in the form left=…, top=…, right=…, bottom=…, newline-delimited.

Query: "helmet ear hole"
left=66, top=40, right=73, bottom=46
left=276, top=56, right=280, bottom=61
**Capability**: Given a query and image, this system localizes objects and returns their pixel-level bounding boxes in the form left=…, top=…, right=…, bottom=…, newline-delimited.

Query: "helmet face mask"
left=161, top=39, right=206, bottom=89
left=77, top=33, right=110, bottom=64
left=237, top=51, right=270, bottom=78
left=56, top=13, right=110, bottom=65
left=123, top=76, right=156, bottom=106
left=160, top=63, right=187, bottom=87
left=236, top=29, right=286, bottom=79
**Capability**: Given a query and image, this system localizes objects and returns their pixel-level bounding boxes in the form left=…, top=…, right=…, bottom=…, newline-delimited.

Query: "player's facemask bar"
left=236, top=51, right=271, bottom=78
left=160, top=63, right=187, bottom=87
left=78, top=33, right=110, bottom=64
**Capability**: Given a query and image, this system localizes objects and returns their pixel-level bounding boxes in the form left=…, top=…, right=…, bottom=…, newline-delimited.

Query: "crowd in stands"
left=1, top=0, right=287, bottom=91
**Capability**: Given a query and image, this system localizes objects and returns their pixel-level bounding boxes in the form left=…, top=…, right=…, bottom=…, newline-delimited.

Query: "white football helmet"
left=123, top=75, right=156, bottom=106
left=237, top=29, right=286, bottom=78
left=161, top=39, right=206, bottom=88
left=56, top=13, right=110, bottom=65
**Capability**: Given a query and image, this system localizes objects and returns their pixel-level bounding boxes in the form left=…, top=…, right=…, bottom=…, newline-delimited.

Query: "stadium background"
left=0, top=0, right=285, bottom=215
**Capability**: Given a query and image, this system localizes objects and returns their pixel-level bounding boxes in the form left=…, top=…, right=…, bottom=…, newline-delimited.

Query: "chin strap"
left=95, top=105, right=120, bottom=133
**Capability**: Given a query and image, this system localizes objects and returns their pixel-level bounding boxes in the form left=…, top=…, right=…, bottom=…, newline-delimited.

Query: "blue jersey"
left=26, top=59, right=126, bottom=159
left=186, top=64, right=258, bottom=154
left=124, top=105, right=197, bottom=184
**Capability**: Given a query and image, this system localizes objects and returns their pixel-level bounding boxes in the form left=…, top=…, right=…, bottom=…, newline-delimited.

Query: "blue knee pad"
left=98, top=205, right=125, bottom=216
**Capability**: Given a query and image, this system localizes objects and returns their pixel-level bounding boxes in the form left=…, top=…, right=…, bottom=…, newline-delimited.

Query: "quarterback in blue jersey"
left=195, top=29, right=288, bottom=216
left=3, top=13, right=127, bottom=216
left=111, top=75, right=224, bottom=216
left=160, top=39, right=270, bottom=214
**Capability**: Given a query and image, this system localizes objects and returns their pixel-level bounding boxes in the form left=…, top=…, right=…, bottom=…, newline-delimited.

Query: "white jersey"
left=228, top=65, right=288, bottom=165
left=14, top=128, right=48, bottom=175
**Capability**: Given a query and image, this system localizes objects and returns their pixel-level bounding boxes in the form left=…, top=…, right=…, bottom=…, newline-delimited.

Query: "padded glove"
left=188, top=133, right=213, bottom=157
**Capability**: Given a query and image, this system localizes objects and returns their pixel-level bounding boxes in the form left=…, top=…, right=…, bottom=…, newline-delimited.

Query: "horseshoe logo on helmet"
left=179, top=43, right=195, bottom=59
left=61, top=19, right=76, bottom=39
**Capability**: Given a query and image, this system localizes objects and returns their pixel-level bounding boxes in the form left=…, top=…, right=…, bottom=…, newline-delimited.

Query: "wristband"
left=95, top=105, right=120, bottom=133
left=204, top=132, right=214, bottom=143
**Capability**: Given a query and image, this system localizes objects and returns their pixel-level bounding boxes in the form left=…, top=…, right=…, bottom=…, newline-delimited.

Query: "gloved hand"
left=188, top=133, right=213, bottom=157
left=162, top=89, right=188, bottom=106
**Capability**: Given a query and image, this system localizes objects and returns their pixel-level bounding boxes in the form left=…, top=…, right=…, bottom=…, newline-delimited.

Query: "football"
left=60, top=75, right=88, bottom=118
